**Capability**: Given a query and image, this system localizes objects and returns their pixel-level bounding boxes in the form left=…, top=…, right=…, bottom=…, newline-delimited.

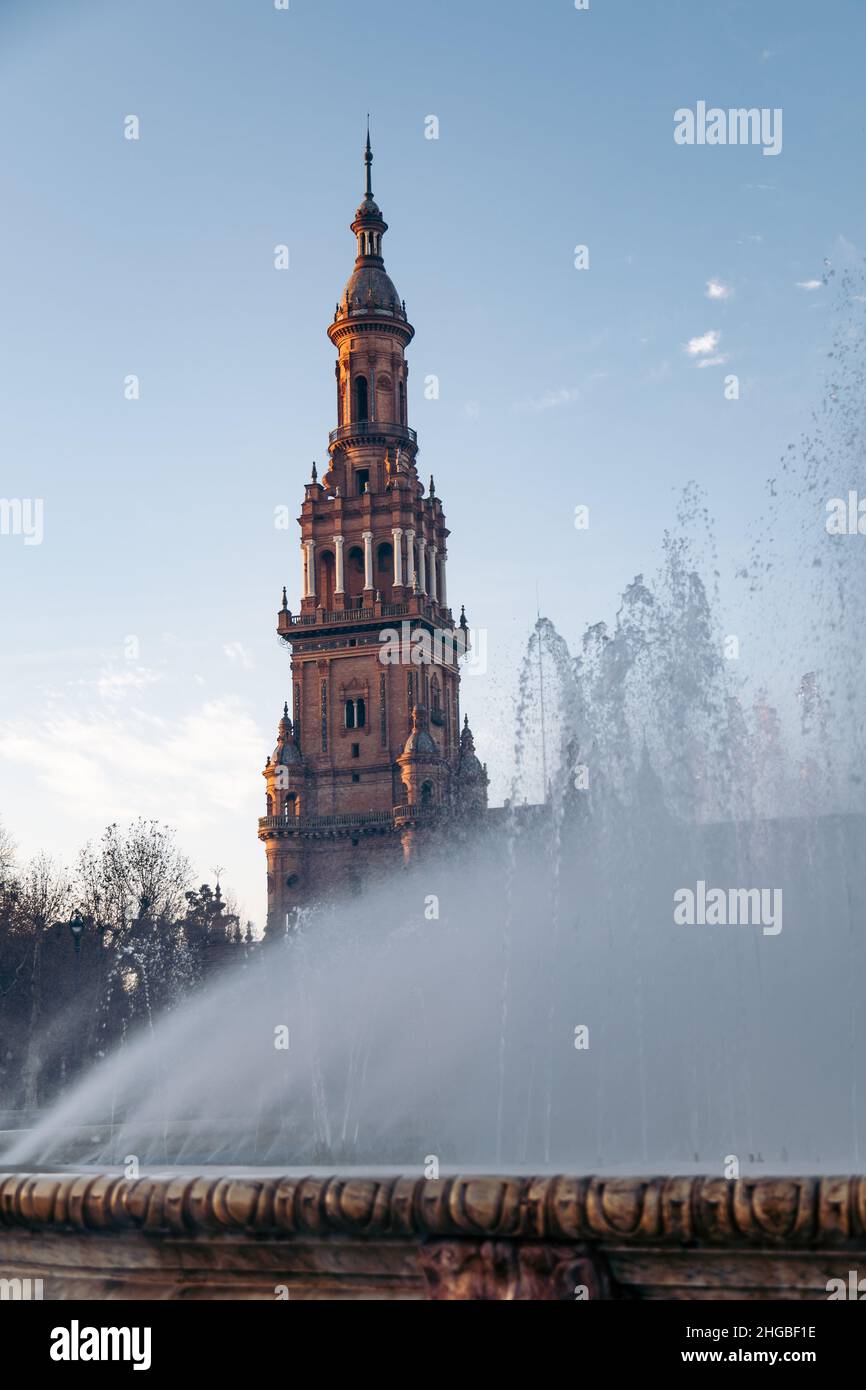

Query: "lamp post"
left=67, top=912, right=85, bottom=995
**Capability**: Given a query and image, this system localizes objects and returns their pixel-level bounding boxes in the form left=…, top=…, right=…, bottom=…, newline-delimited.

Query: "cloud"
left=705, top=280, right=732, bottom=301
left=223, top=642, right=255, bottom=669
left=514, top=387, right=582, bottom=413
left=69, top=664, right=164, bottom=702
left=795, top=280, right=822, bottom=291
left=0, top=697, right=264, bottom=831
left=695, top=354, right=730, bottom=369
left=685, top=330, right=721, bottom=358
left=645, top=359, right=672, bottom=383
left=96, top=666, right=163, bottom=699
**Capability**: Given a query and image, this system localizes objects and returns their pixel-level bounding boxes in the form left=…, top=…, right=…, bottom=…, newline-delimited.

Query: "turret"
left=454, top=714, right=489, bottom=819
left=262, top=703, right=305, bottom=820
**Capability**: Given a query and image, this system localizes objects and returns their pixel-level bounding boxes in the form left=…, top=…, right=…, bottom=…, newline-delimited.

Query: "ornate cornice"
left=2, top=1174, right=866, bottom=1246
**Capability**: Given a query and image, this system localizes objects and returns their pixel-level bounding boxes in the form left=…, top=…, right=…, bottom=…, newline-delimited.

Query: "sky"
left=0, top=0, right=863, bottom=926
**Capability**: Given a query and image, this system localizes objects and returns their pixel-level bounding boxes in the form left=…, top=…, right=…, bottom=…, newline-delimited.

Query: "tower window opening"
left=398, top=381, right=406, bottom=425
left=421, top=781, right=434, bottom=807
left=375, top=541, right=393, bottom=599
left=318, top=549, right=335, bottom=610
left=354, top=376, right=368, bottom=421
left=345, top=699, right=366, bottom=730
left=352, top=772, right=360, bottom=783
left=356, top=468, right=369, bottom=496
left=352, top=743, right=360, bottom=758
left=346, top=546, right=365, bottom=599
left=284, top=793, right=297, bottom=816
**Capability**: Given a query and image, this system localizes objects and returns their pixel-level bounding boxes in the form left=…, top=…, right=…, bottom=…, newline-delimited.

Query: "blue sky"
left=0, top=0, right=863, bottom=924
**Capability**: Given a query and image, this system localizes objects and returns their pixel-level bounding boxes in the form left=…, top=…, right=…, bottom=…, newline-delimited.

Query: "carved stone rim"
left=2, top=1174, right=866, bottom=1247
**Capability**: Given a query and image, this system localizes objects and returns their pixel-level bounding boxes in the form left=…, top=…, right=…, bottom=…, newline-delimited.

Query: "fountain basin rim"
left=1, top=1171, right=865, bottom=1247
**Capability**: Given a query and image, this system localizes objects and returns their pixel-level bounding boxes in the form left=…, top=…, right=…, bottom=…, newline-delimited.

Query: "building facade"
left=259, top=135, right=487, bottom=934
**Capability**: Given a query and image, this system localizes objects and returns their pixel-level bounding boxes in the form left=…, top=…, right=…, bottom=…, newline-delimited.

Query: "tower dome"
left=401, top=704, right=438, bottom=757
left=272, top=703, right=302, bottom=766
left=457, top=714, right=485, bottom=781
left=332, top=124, right=410, bottom=327
left=338, top=263, right=403, bottom=319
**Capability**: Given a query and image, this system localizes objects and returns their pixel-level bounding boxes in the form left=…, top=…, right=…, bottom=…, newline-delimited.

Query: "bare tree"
left=76, top=819, right=192, bottom=936
left=18, top=853, right=71, bottom=1108
left=0, top=818, right=16, bottom=883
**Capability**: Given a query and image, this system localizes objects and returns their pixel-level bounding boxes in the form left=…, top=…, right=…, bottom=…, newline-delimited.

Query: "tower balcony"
left=258, top=805, right=438, bottom=839
left=278, top=594, right=455, bottom=639
left=328, top=421, right=417, bottom=449
left=392, top=803, right=438, bottom=829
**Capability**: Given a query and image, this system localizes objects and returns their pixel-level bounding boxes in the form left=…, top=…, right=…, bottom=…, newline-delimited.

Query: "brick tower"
left=259, top=132, right=487, bottom=934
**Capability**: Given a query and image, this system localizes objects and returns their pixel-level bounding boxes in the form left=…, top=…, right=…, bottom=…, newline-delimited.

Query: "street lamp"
left=67, top=912, right=86, bottom=995
left=68, top=914, right=85, bottom=952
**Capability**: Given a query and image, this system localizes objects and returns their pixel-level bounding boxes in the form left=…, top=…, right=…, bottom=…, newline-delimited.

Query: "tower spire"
left=364, top=117, right=373, bottom=198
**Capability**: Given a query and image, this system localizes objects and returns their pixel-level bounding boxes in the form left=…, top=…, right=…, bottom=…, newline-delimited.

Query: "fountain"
left=2, top=274, right=865, bottom=1299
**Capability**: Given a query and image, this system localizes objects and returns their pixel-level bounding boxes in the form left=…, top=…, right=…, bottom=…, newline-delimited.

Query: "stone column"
left=405, top=529, right=416, bottom=587
left=439, top=549, right=447, bottom=608
left=392, top=527, right=404, bottom=586
left=303, top=540, right=316, bottom=599
left=417, top=536, right=427, bottom=594
left=333, top=534, right=345, bottom=602
left=362, top=531, right=374, bottom=592
left=429, top=544, right=438, bottom=603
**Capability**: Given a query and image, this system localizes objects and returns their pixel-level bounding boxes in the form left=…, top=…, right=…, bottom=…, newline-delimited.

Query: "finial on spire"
left=283, top=701, right=289, bottom=719
left=364, top=117, right=373, bottom=198
left=311, top=461, right=318, bottom=482
left=429, top=474, right=435, bottom=497
left=281, top=585, right=288, bottom=611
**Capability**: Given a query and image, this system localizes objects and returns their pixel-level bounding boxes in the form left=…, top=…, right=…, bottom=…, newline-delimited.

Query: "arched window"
left=354, top=376, right=368, bottom=422
left=319, top=550, right=335, bottom=610
left=376, top=541, right=393, bottom=598
left=346, top=545, right=365, bottom=602
left=421, top=781, right=434, bottom=807
left=266, top=794, right=273, bottom=816
left=398, top=381, right=406, bottom=425
left=430, top=676, right=442, bottom=724
left=345, top=699, right=366, bottom=730
left=284, top=792, right=297, bottom=816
